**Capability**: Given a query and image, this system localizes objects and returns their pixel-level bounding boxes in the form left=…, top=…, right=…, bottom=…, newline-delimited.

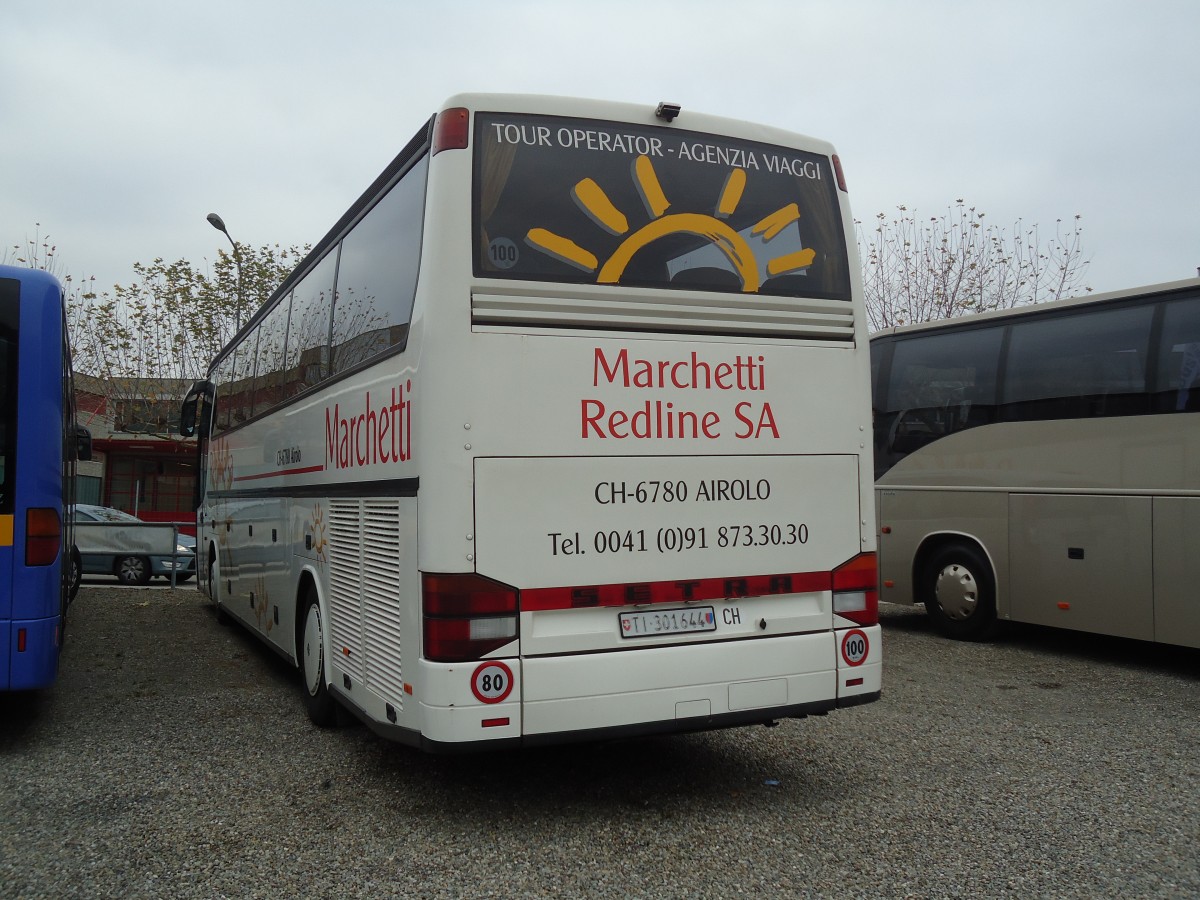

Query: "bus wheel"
left=921, top=543, right=998, bottom=641
left=209, top=549, right=231, bottom=625
left=299, top=586, right=337, bottom=728
left=68, top=547, right=82, bottom=601
left=61, top=548, right=80, bottom=644
left=115, top=555, right=151, bottom=586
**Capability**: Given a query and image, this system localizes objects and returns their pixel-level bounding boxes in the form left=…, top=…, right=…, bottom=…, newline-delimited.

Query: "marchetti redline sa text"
left=583, top=347, right=779, bottom=440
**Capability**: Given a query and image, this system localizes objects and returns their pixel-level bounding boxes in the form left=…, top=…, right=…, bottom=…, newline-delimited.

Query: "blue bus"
left=0, top=265, right=89, bottom=691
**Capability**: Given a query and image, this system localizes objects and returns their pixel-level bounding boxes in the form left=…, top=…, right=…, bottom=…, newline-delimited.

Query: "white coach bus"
left=180, top=94, right=880, bottom=751
left=872, top=278, right=1200, bottom=647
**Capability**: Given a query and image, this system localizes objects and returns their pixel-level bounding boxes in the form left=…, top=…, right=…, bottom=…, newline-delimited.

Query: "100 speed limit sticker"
left=471, top=661, right=514, bottom=703
left=840, top=629, right=869, bottom=667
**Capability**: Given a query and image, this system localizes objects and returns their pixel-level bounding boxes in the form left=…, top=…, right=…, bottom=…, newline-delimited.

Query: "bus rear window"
left=473, top=113, right=851, bottom=301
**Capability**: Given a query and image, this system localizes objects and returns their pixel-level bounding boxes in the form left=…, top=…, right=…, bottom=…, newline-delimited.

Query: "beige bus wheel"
left=922, top=543, right=998, bottom=641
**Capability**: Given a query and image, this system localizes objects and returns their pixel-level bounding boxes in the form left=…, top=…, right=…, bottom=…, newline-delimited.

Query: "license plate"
left=619, top=606, right=717, bottom=639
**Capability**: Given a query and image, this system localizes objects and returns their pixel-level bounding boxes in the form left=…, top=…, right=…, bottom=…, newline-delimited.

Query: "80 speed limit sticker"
left=471, top=661, right=514, bottom=704
left=840, top=629, right=869, bottom=667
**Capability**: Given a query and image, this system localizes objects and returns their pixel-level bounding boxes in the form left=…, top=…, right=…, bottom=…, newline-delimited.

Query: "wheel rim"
left=302, top=603, right=324, bottom=698
left=120, top=557, right=145, bottom=583
left=934, top=562, right=979, bottom=621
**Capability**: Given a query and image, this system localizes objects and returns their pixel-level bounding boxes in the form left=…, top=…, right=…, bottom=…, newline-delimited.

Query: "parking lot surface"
left=2, top=586, right=1197, bottom=899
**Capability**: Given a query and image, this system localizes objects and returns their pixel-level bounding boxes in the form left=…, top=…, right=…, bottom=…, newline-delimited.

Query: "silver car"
left=70, top=504, right=196, bottom=586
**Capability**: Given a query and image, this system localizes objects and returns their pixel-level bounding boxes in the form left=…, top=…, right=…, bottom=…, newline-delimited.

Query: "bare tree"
left=857, top=201, right=1091, bottom=331
left=68, top=245, right=304, bottom=375
left=65, top=244, right=307, bottom=433
left=6, top=224, right=310, bottom=434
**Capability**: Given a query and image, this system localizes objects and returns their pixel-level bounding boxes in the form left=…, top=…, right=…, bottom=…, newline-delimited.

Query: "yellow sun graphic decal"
left=524, top=155, right=816, bottom=293
left=308, top=504, right=328, bottom=565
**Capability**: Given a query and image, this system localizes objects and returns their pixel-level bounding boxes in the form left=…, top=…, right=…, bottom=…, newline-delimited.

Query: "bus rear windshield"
left=473, top=113, right=851, bottom=301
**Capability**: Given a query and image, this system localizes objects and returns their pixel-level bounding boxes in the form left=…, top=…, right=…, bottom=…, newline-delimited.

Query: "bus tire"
left=68, top=547, right=82, bottom=601
left=921, top=542, right=998, bottom=641
left=61, top=548, right=80, bottom=645
left=299, top=585, right=337, bottom=728
left=209, top=547, right=231, bottom=625
left=115, top=555, right=151, bottom=586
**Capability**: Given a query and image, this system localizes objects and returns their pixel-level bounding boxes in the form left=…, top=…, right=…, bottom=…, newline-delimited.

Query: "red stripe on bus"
left=234, top=465, right=327, bottom=482
left=520, top=570, right=832, bottom=611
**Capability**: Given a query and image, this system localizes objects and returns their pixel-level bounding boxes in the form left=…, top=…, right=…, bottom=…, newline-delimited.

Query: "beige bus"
left=871, top=277, right=1200, bottom=647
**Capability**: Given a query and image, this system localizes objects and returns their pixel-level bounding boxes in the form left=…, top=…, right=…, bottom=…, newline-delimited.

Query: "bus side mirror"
left=179, top=396, right=198, bottom=438
left=76, top=425, right=92, bottom=462
left=179, top=380, right=214, bottom=439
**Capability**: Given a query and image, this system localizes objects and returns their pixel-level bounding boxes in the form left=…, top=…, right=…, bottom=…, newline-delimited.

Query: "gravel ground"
left=1, top=585, right=1197, bottom=899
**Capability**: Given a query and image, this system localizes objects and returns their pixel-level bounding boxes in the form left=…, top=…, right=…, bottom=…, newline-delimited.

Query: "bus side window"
left=331, top=153, right=428, bottom=375
left=252, top=293, right=292, bottom=417
left=878, top=326, right=1001, bottom=474
left=231, top=326, right=259, bottom=425
left=1003, top=305, right=1152, bottom=421
left=283, top=252, right=335, bottom=400
left=1155, top=294, right=1200, bottom=413
left=212, top=353, right=237, bottom=435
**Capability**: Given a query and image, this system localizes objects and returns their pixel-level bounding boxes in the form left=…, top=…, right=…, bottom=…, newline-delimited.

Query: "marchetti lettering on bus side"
left=325, top=380, right=413, bottom=470
left=583, top=347, right=779, bottom=440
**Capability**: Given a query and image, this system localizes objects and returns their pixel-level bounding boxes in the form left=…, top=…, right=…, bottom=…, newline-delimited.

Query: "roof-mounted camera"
left=655, top=102, right=681, bottom=123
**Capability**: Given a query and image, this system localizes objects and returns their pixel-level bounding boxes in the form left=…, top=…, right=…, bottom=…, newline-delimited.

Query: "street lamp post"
left=206, top=212, right=245, bottom=329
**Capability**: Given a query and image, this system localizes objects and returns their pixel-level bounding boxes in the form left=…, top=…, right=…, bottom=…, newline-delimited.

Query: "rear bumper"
left=418, top=695, right=883, bottom=753
left=522, top=632, right=834, bottom=734
left=361, top=689, right=882, bottom=755
left=521, top=629, right=881, bottom=735
left=2, top=617, right=61, bottom=691
left=407, top=629, right=881, bottom=750
left=522, top=691, right=880, bottom=748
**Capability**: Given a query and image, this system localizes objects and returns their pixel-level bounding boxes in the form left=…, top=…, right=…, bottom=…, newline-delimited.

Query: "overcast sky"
left=3, top=0, right=1198, bottom=304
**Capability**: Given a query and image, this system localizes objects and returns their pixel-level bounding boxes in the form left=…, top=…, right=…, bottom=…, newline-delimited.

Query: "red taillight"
left=26, top=508, right=61, bottom=567
left=432, top=107, right=469, bottom=155
left=832, top=552, right=878, bottom=626
left=423, top=573, right=518, bottom=616
left=422, top=573, right=517, bottom=662
left=17, top=628, right=27, bottom=653
left=832, top=154, right=848, bottom=192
